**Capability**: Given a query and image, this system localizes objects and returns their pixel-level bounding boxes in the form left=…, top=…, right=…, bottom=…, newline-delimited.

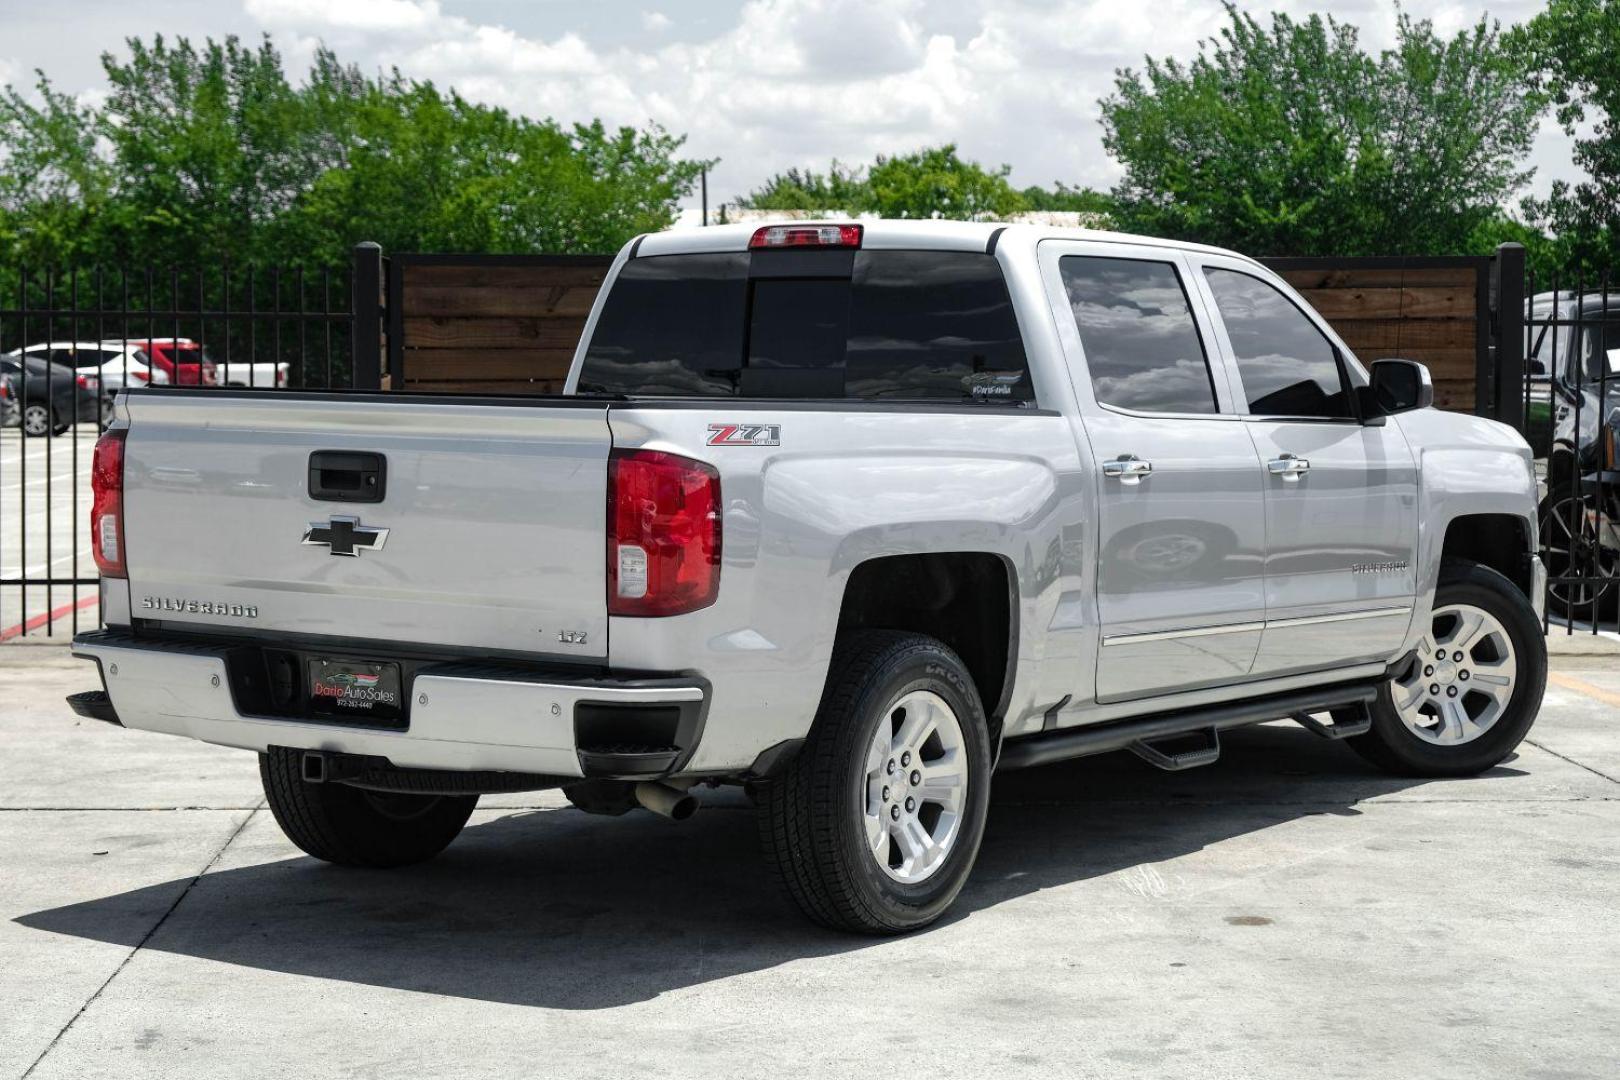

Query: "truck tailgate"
left=120, top=392, right=610, bottom=659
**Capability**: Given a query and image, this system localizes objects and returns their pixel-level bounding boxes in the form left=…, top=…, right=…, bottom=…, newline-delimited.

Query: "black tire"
left=1349, top=560, right=1546, bottom=777
left=755, top=631, right=992, bottom=934
left=259, top=748, right=478, bottom=868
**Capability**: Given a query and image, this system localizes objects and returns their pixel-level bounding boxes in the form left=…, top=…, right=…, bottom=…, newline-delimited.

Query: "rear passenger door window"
left=1058, top=256, right=1219, bottom=414
left=1203, top=268, right=1353, bottom=420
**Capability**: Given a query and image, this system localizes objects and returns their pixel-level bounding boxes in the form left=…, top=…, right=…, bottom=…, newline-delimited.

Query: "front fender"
left=1394, top=409, right=1538, bottom=651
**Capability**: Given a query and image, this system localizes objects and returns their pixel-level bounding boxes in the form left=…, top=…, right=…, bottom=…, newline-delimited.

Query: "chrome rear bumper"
left=72, top=630, right=705, bottom=779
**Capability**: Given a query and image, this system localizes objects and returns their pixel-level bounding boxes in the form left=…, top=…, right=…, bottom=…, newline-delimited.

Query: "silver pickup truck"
left=70, top=221, right=1547, bottom=934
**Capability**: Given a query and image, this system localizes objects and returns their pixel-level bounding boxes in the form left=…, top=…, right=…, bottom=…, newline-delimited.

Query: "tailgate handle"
left=308, top=451, right=386, bottom=503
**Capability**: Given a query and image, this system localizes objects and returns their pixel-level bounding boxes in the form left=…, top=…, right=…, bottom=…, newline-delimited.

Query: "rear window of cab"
left=578, top=250, right=1033, bottom=404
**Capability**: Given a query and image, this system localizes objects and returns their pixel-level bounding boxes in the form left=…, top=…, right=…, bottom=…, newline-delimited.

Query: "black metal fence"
left=1514, top=261, right=1620, bottom=632
left=3, top=238, right=1617, bottom=640
left=0, top=247, right=374, bottom=639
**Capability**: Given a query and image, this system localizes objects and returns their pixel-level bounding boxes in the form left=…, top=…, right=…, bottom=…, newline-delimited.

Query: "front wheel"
left=756, top=631, right=992, bottom=934
left=259, top=748, right=478, bottom=867
left=1350, top=560, right=1546, bottom=777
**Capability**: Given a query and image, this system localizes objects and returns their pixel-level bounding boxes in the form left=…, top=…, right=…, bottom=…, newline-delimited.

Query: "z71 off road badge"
left=707, top=423, right=780, bottom=447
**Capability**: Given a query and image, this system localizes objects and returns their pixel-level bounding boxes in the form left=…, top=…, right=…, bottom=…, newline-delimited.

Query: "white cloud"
left=234, top=0, right=1577, bottom=208
left=245, top=0, right=443, bottom=35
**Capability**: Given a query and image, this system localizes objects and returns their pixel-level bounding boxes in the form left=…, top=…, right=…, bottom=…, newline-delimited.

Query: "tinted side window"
left=1205, top=268, right=1351, bottom=419
left=578, top=253, right=748, bottom=396
left=844, top=251, right=1031, bottom=402
left=1059, top=256, right=1218, bottom=414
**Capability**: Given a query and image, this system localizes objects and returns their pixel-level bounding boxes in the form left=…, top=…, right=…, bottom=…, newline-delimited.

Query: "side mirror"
left=1368, top=358, right=1433, bottom=416
left=1529, top=358, right=1547, bottom=377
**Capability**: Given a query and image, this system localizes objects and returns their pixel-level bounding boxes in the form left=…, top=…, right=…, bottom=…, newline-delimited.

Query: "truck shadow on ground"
left=16, top=724, right=1523, bottom=1010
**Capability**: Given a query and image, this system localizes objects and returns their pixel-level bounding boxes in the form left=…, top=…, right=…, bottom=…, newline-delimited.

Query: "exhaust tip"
left=634, top=781, right=697, bottom=820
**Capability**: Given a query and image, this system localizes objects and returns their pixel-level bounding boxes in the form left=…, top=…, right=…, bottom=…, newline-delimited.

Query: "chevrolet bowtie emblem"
left=302, top=516, right=389, bottom=557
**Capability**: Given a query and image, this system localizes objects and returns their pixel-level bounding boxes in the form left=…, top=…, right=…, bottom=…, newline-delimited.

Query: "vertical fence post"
left=1491, top=242, right=1526, bottom=432
left=350, top=241, right=383, bottom=390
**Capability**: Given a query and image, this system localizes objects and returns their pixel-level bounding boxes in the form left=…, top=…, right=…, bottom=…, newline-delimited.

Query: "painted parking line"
left=1547, top=671, right=1620, bottom=709
left=0, top=593, right=98, bottom=641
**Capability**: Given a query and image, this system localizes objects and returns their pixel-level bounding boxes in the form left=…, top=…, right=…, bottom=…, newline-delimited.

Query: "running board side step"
left=1290, top=703, right=1373, bottom=740
left=998, top=679, right=1380, bottom=772
left=1129, top=727, right=1222, bottom=771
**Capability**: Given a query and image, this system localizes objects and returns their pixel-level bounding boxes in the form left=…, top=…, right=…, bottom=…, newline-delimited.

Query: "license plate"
left=306, top=657, right=404, bottom=723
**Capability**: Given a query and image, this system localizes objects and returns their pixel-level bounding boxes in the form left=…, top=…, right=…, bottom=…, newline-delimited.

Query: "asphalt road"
left=2, top=647, right=1617, bottom=1079
left=0, top=426, right=102, bottom=641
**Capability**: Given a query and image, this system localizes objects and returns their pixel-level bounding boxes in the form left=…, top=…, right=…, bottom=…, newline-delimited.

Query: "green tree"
left=0, top=75, right=111, bottom=264
left=1101, top=5, right=1543, bottom=255
left=1019, top=183, right=1113, bottom=217
left=0, top=34, right=708, bottom=267
left=1515, top=0, right=1620, bottom=275
left=736, top=145, right=1026, bottom=220
left=735, top=161, right=868, bottom=211
left=864, top=145, right=1025, bottom=220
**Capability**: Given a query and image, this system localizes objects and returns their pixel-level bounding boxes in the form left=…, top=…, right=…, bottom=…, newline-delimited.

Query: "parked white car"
left=4, top=342, right=158, bottom=426
left=7, top=341, right=169, bottom=397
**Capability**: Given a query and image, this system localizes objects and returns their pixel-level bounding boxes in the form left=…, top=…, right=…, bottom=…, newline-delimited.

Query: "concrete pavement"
left=2, top=648, right=1617, bottom=1079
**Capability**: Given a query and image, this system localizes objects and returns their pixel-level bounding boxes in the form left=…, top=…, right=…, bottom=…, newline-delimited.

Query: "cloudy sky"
left=0, top=0, right=1577, bottom=210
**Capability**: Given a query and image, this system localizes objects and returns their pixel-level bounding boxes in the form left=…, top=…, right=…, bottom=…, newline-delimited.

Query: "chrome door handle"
left=1268, top=453, right=1310, bottom=481
left=1102, top=455, right=1153, bottom=484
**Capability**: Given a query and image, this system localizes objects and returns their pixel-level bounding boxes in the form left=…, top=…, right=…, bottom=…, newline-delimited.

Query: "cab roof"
left=635, top=219, right=1251, bottom=262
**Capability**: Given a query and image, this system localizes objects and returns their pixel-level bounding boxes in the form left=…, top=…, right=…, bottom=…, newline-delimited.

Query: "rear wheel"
left=756, top=631, right=992, bottom=934
left=259, top=748, right=478, bottom=868
left=1350, top=560, right=1546, bottom=777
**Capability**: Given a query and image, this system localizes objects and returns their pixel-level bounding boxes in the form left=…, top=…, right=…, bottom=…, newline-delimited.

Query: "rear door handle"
left=1102, top=455, right=1153, bottom=484
left=1267, top=454, right=1310, bottom=481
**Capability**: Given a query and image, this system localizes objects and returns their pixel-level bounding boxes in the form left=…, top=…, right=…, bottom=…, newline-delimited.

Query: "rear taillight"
left=608, top=450, right=720, bottom=617
left=749, top=223, right=862, bottom=249
left=91, top=428, right=128, bottom=578
left=76, top=374, right=95, bottom=390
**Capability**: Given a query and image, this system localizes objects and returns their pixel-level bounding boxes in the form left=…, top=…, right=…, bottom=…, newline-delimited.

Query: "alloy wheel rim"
left=23, top=405, right=48, bottom=436
left=862, top=689, right=969, bottom=885
left=1390, top=603, right=1517, bottom=746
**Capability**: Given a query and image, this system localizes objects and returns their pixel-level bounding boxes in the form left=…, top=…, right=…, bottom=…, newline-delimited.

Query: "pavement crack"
left=19, top=802, right=262, bottom=1079
left=1524, top=738, right=1620, bottom=786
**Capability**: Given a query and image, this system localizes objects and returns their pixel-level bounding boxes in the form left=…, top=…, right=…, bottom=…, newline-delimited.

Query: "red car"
left=119, top=339, right=218, bottom=386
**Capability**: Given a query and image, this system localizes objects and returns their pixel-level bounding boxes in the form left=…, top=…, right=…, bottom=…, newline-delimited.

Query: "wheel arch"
left=1440, top=513, right=1535, bottom=601
left=835, top=552, right=1018, bottom=747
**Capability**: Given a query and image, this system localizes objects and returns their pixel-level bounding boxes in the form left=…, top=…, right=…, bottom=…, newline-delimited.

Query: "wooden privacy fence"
left=1259, top=255, right=1493, bottom=414
left=382, top=253, right=614, bottom=395
left=359, top=244, right=1527, bottom=424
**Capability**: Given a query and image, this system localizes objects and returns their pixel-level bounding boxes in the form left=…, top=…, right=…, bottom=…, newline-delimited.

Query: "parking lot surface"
left=2, top=647, right=1617, bottom=1079
left=0, top=427, right=102, bottom=641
